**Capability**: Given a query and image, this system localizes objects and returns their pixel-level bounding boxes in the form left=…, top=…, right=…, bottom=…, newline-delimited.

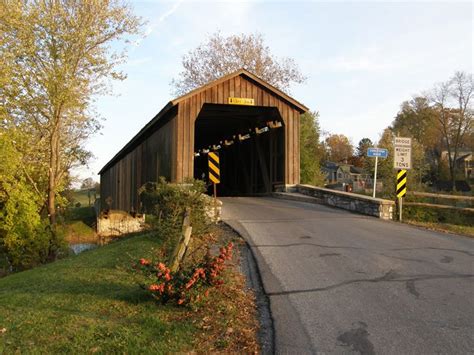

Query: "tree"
left=81, top=178, right=96, bottom=190
left=324, top=134, right=354, bottom=163
left=365, top=128, right=428, bottom=198
left=171, top=32, right=306, bottom=96
left=300, top=111, right=325, bottom=186
left=0, top=132, right=52, bottom=271
left=352, top=138, right=374, bottom=168
left=356, top=138, right=374, bottom=157
left=1, top=1, right=142, bottom=226
left=429, top=72, right=473, bottom=190
left=391, top=96, right=442, bottom=182
left=392, top=97, right=440, bottom=146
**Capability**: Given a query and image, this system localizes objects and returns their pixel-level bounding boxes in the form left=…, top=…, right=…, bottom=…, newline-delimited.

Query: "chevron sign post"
left=396, top=169, right=407, bottom=222
left=208, top=152, right=220, bottom=221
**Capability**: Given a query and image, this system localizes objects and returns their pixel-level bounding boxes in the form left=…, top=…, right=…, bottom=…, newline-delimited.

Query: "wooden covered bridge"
left=99, top=69, right=308, bottom=212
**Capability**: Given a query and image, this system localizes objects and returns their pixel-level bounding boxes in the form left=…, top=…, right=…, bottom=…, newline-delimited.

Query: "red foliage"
left=133, top=242, right=234, bottom=306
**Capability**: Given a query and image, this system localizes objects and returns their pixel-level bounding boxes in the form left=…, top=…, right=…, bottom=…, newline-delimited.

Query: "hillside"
left=0, top=232, right=258, bottom=353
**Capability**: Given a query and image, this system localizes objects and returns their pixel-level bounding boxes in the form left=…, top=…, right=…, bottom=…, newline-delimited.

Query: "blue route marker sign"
left=367, top=147, right=388, bottom=158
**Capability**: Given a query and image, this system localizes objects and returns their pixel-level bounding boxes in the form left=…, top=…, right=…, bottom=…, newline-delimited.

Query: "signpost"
left=394, top=137, right=412, bottom=221
left=367, top=148, right=388, bottom=198
left=393, top=137, right=412, bottom=170
left=208, top=152, right=220, bottom=221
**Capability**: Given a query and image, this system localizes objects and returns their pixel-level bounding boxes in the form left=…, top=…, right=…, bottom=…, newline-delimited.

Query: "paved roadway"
left=221, top=197, right=474, bottom=354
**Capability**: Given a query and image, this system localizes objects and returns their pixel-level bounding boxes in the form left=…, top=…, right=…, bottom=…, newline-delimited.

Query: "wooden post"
left=170, top=208, right=192, bottom=272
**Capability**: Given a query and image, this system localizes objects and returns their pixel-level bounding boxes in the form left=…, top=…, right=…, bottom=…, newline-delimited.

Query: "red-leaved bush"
left=133, top=242, right=233, bottom=306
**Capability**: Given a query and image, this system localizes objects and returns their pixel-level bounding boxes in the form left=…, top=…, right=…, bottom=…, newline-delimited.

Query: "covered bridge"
left=99, top=69, right=308, bottom=212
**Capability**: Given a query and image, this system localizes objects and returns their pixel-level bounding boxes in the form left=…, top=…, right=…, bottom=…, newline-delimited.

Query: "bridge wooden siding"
left=99, top=69, right=308, bottom=212
left=173, top=70, right=305, bottom=184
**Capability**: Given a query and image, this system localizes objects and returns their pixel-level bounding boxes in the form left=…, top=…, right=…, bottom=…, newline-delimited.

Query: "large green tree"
left=353, top=137, right=373, bottom=168
left=171, top=32, right=306, bottom=96
left=1, top=0, right=141, bottom=226
left=391, top=96, right=441, bottom=182
left=300, top=111, right=325, bottom=186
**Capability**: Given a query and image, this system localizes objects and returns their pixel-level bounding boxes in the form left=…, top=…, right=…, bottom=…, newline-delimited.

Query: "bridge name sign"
left=228, top=97, right=255, bottom=106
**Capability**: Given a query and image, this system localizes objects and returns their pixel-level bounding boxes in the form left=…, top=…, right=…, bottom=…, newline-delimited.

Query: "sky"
left=76, top=0, right=473, bottom=182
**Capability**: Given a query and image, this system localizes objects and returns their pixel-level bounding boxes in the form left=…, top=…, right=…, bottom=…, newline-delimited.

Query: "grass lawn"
left=71, top=189, right=98, bottom=208
left=405, top=220, right=474, bottom=238
left=60, top=206, right=98, bottom=244
left=0, top=230, right=258, bottom=353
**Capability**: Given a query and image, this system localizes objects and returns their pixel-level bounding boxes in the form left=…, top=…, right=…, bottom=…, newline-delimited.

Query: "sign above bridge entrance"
left=228, top=97, right=255, bottom=105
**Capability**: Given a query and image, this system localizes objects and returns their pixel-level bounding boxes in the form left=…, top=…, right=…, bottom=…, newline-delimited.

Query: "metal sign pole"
left=213, top=182, right=217, bottom=222
left=399, top=196, right=403, bottom=222
left=373, top=154, right=378, bottom=198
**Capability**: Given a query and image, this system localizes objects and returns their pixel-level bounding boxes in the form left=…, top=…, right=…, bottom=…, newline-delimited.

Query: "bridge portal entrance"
left=194, top=104, right=285, bottom=195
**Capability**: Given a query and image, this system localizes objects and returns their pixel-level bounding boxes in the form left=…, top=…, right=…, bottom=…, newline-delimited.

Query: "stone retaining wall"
left=276, top=184, right=395, bottom=220
left=97, top=210, right=146, bottom=237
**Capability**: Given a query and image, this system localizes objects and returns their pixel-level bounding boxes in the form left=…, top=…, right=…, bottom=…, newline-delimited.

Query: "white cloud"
left=134, top=0, right=184, bottom=46
left=158, top=0, right=184, bottom=23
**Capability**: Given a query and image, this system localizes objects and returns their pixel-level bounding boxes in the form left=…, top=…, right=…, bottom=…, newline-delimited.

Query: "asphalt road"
left=221, top=197, right=474, bottom=354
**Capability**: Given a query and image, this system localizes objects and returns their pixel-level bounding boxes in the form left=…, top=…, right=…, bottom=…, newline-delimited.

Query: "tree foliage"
left=0, top=132, right=55, bottom=271
left=171, top=32, right=306, bottom=96
left=300, top=111, right=325, bottom=186
left=429, top=72, right=473, bottom=189
left=324, top=134, right=354, bottom=163
left=352, top=137, right=374, bottom=168
left=356, top=138, right=374, bottom=157
left=0, top=1, right=141, bottom=271
left=391, top=72, right=473, bottom=189
left=1, top=0, right=142, bottom=225
left=365, top=128, right=428, bottom=198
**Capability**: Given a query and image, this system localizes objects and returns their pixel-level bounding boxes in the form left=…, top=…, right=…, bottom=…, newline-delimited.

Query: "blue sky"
left=77, top=0, right=473, bottom=182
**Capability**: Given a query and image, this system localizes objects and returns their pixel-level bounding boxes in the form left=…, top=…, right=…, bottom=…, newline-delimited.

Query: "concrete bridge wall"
left=275, top=184, right=395, bottom=220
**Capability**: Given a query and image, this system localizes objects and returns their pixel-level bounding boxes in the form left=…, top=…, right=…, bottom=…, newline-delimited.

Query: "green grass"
left=71, top=189, right=98, bottom=208
left=58, top=206, right=97, bottom=244
left=0, top=233, right=196, bottom=353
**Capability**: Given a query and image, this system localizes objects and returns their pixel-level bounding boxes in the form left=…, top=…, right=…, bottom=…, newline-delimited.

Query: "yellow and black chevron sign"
left=208, top=152, right=220, bottom=184
left=397, top=169, right=407, bottom=198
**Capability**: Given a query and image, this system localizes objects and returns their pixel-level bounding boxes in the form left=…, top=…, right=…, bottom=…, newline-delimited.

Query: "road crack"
left=266, top=271, right=474, bottom=296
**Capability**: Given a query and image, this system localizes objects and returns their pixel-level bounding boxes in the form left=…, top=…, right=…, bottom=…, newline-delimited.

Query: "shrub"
left=139, top=178, right=212, bottom=252
left=0, top=136, right=68, bottom=272
left=133, top=242, right=233, bottom=306
left=404, top=205, right=473, bottom=226
left=0, top=180, right=56, bottom=271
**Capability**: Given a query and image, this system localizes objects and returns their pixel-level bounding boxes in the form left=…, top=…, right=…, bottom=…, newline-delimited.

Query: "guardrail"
left=405, top=191, right=474, bottom=213
left=408, top=191, right=474, bottom=201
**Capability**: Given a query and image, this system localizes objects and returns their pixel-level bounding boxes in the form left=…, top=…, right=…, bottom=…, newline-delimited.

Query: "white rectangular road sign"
left=394, top=137, right=412, bottom=147
left=394, top=146, right=412, bottom=169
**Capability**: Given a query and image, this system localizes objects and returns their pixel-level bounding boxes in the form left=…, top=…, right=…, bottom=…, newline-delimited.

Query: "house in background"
left=440, top=150, right=473, bottom=179
left=322, top=162, right=372, bottom=192
left=323, top=162, right=364, bottom=184
left=322, top=161, right=339, bottom=183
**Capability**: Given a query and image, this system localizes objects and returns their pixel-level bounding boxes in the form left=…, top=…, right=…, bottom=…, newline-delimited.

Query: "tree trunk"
left=47, top=128, right=59, bottom=226
left=449, top=164, right=456, bottom=191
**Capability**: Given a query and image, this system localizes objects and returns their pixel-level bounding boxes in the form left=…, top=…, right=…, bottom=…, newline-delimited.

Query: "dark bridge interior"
left=194, top=103, right=285, bottom=196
